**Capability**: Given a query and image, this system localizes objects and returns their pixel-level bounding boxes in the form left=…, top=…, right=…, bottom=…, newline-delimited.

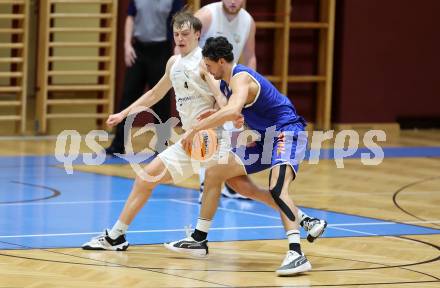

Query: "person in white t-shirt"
left=197, top=0, right=256, bottom=69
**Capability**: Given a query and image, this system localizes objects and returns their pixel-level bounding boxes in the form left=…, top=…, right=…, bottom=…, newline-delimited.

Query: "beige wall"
left=47, top=3, right=103, bottom=134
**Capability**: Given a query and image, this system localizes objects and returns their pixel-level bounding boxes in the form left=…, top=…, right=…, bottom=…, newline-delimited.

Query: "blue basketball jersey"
left=220, top=64, right=305, bottom=131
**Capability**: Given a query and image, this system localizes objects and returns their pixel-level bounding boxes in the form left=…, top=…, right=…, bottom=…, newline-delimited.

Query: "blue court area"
left=0, top=146, right=439, bottom=250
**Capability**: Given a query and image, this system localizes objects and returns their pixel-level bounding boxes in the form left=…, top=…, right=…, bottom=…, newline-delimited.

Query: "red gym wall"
left=115, top=0, right=440, bottom=125
left=246, top=0, right=320, bottom=123
left=333, top=0, right=440, bottom=123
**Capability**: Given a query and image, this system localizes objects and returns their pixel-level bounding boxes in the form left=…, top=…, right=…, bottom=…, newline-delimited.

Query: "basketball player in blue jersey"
left=165, top=36, right=319, bottom=276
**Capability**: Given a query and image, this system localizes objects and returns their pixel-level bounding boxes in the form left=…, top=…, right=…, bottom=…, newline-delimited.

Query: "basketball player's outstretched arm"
left=106, top=56, right=176, bottom=127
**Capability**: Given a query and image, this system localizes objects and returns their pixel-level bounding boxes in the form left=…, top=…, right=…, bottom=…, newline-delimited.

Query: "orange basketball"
left=185, top=129, right=218, bottom=161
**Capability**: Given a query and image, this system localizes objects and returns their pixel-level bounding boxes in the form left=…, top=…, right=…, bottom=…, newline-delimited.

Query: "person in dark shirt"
left=106, top=0, right=183, bottom=155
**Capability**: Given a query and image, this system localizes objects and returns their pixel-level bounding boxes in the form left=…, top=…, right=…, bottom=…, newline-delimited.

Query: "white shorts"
left=158, top=136, right=230, bottom=184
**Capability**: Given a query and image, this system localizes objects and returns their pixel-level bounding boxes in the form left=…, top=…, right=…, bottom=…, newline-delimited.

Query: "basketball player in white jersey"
left=82, top=11, right=230, bottom=251
left=196, top=0, right=256, bottom=199
left=81, top=9, right=298, bottom=251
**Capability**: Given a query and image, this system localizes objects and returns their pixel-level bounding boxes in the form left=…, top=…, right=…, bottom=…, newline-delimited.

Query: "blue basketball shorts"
left=231, top=122, right=307, bottom=175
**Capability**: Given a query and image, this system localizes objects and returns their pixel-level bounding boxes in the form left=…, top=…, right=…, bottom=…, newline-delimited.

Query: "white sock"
left=108, top=220, right=128, bottom=239
left=287, top=229, right=300, bottom=244
left=286, top=229, right=301, bottom=253
left=195, top=217, right=212, bottom=233
left=297, top=209, right=309, bottom=223
left=199, top=167, right=206, bottom=192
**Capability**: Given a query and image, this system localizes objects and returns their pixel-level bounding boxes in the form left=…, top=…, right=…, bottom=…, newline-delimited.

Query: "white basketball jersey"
left=199, top=2, right=252, bottom=63
left=170, top=47, right=216, bottom=131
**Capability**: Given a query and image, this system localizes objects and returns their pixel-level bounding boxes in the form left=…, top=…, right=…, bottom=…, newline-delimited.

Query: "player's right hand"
left=125, top=44, right=137, bottom=67
left=233, top=114, right=244, bottom=129
left=106, top=112, right=125, bottom=128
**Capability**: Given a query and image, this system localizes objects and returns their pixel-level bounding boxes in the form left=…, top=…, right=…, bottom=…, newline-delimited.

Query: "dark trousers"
left=111, top=40, right=172, bottom=150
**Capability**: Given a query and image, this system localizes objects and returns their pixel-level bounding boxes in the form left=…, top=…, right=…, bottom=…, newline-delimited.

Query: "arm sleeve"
left=127, top=0, right=137, bottom=17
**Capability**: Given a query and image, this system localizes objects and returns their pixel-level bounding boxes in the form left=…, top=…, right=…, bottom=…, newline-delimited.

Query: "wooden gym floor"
left=0, top=129, right=439, bottom=287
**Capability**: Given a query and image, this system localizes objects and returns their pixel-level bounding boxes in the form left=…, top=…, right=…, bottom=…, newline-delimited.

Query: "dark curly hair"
left=202, top=36, right=234, bottom=63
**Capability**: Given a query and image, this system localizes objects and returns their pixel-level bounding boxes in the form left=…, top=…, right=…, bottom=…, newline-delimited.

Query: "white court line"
left=0, top=200, right=128, bottom=206
left=326, top=226, right=429, bottom=246
left=3, top=197, right=440, bottom=226
left=0, top=222, right=439, bottom=240
left=0, top=198, right=438, bottom=240
left=170, top=199, right=280, bottom=220
left=0, top=225, right=284, bottom=239
left=3, top=197, right=440, bottom=227
left=330, top=220, right=440, bottom=226
left=327, top=226, right=379, bottom=237
left=1, top=221, right=438, bottom=239
left=0, top=198, right=200, bottom=207
left=169, top=199, right=440, bottom=226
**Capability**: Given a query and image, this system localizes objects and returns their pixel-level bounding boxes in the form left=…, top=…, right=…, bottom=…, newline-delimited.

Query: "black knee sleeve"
left=269, top=165, right=296, bottom=221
